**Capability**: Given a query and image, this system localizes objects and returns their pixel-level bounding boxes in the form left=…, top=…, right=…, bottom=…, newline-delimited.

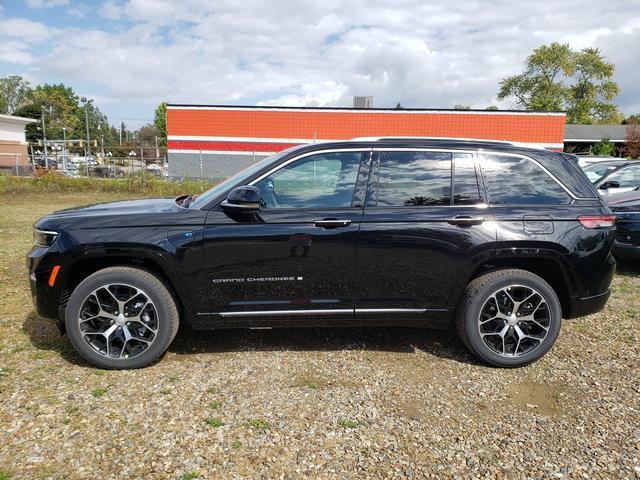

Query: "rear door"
left=354, top=149, right=496, bottom=322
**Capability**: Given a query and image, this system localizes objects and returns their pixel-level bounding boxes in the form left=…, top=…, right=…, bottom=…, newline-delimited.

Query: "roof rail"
left=349, top=136, right=546, bottom=150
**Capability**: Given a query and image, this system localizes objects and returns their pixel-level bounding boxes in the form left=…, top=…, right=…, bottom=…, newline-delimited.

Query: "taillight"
left=578, top=215, right=616, bottom=228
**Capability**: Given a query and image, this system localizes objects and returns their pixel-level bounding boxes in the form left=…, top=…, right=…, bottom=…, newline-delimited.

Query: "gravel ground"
left=1, top=192, right=639, bottom=480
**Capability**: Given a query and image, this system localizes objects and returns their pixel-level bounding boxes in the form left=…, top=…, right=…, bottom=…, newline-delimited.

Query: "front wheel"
left=456, top=269, right=562, bottom=368
left=65, top=267, right=179, bottom=369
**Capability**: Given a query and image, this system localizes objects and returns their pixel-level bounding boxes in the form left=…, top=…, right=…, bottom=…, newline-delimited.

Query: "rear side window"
left=481, top=154, right=571, bottom=205
left=453, top=153, right=484, bottom=205
left=374, top=151, right=452, bottom=206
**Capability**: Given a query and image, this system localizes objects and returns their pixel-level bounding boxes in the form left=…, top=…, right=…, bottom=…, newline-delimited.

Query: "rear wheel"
left=65, top=267, right=179, bottom=369
left=456, top=269, right=562, bottom=367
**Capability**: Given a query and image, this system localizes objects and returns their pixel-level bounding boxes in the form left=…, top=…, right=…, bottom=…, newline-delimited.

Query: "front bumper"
left=26, top=246, right=63, bottom=322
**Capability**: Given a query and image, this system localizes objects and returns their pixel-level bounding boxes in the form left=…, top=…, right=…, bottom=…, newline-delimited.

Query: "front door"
left=202, top=149, right=371, bottom=323
left=354, top=149, right=496, bottom=322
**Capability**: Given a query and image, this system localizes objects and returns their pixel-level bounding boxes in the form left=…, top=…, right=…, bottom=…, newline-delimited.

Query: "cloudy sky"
left=1, top=0, right=639, bottom=127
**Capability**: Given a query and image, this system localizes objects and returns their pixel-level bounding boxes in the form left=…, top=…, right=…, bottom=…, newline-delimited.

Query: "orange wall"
left=168, top=107, right=566, bottom=144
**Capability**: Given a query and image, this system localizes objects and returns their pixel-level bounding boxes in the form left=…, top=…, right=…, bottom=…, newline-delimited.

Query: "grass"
left=180, top=473, right=199, bottom=480
left=0, top=471, right=13, bottom=480
left=0, top=173, right=215, bottom=197
left=231, top=440, right=242, bottom=449
left=204, top=417, right=224, bottom=427
left=208, top=400, right=222, bottom=410
left=248, top=418, right=269, bottom=430
left=337, top=419, right=359, bottom=428
left=91, top=387, right=109, bottom=398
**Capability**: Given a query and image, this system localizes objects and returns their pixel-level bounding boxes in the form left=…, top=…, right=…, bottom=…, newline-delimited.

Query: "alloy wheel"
left=477, top=285, right=551, bottom=357
left=77, top=283, right=158, bottom=359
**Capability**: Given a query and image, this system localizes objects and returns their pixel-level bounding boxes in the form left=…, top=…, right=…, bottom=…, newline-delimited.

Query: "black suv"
left=27, top=139, right=616, bottom=369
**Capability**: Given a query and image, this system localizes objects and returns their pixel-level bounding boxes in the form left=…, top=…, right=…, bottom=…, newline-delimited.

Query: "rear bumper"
left=567, top=289, right=611, bottom=319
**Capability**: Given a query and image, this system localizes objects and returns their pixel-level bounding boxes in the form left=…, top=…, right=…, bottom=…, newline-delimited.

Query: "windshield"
left=188, top=146, right=305, bottom=208
left=582, top=162, right=625, bottom=184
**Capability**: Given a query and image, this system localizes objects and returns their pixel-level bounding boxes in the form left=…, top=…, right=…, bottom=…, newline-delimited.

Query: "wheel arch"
left=466, top=256, right=572, bottom=318
left=57, top=251, right=194, bottom=331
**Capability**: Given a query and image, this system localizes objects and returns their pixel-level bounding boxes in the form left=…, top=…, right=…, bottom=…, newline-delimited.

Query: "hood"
left=36, top=197, right=207, bottom=230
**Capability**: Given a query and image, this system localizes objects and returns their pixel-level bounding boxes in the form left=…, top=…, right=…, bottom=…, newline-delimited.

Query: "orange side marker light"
left=48, top=265, right=61, bottom=287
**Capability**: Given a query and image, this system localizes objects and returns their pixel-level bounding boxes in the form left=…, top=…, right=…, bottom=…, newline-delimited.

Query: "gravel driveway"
left=1, top=193, right=639, bottom=479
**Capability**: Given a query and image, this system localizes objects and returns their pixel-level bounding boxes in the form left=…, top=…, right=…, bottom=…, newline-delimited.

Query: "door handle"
left=313, top=218, right=352, bottom=229
left=446, top=215, right=485, bottom=227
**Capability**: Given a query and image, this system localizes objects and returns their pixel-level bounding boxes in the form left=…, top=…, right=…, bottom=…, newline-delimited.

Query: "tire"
left=456, top=269, right=562, bottom=368
left=65, top=266, right=179, bottom=369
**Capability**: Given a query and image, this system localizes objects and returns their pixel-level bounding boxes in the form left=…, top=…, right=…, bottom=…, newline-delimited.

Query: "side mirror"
left=599, top=180, right=620, bottom=190
left=221, top=186, right=262, bottom=211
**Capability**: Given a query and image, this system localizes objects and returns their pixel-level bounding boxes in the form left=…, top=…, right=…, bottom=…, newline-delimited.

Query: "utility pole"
left=41, top=105, right=50, bottom=169
left=80, top=97, right=92, bottom=161
left=155, top=135, right=159, bottom=161
left=62, top=127, right=67, bottom=172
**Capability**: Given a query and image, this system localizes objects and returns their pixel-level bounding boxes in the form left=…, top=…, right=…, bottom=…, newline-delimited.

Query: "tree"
left=624, top=125, right=640, bottom=159
left=154, top=102, right=167, bottom=147
left=454, top=104, right=471, bottom=110
left=394, top=102, right=403, bottom=110
left=622, top=114, right=640, bottom=125
left=591, top=138, right=615, bottom=156
left=486, top=105, right=499, bottom=110
left=497, top=43, right=622, bottom=124
left=0, top=76, right=32, bottom=115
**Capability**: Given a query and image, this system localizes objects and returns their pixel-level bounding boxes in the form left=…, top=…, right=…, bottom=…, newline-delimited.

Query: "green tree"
left=591, top=138, right=615, bottom=156
left=154, top=102, right=167, bottom=147
left=497, top=43, right=622, bottom=124
left=0, top=75, right=32, bottom=114
left=486, top=105, right=499, bottom=110
left=622, top=113, right=640, bottom=125
left=454, top=104, right=471, bottom=110
left=395, top=102, right=403, bottom=110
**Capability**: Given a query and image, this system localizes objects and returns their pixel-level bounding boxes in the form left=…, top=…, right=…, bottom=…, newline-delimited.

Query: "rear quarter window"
left=480, top=153, right=572, bottom=205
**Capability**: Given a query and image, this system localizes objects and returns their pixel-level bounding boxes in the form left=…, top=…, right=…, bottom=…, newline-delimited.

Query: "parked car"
left=27, top=138, right=616, bottom=369
left=576, top=155, right=619, bottom=167
left=605, top=190, right=640, bottom=260
left=581, top=160, right=640, bottom=195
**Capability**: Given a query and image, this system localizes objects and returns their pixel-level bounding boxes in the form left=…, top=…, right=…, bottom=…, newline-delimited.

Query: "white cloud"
left=0, top=18, right=50, bottom=42
left=25, top=0, right=69, bottom=8
left=1, top=0, right=639, bottom=126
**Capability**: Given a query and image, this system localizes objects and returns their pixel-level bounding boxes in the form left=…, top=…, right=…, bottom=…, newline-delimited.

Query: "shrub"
left=0, top=172, right=216, bottom=197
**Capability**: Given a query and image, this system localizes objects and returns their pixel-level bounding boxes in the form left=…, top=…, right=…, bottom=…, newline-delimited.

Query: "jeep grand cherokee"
left=27, top=138, right=616, bottom=369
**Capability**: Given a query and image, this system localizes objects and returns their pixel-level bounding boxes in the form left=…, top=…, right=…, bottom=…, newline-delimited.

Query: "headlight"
left=33, top=228, right=59, bottom=247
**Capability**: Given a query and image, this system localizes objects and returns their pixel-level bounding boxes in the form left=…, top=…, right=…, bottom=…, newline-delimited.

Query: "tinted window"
left=583, top=162, right=625, bottom=184
left=453, top=153, right=484, bottom=205
left=481, top=154, right=571, bottom=205
left=608, top=165, right=640, bottom=188
left=374, top=151, right=452, bottom=206
left=253, top=151, right=362, bottom=208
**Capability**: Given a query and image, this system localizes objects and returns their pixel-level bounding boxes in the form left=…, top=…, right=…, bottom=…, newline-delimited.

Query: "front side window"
left=481, top=154, right=571, bottom=205
left=607, top=165, right=640, bottom=188
left=373, top=151, right=452, bottom=206
left=253, top=151, right=363, bottom=209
